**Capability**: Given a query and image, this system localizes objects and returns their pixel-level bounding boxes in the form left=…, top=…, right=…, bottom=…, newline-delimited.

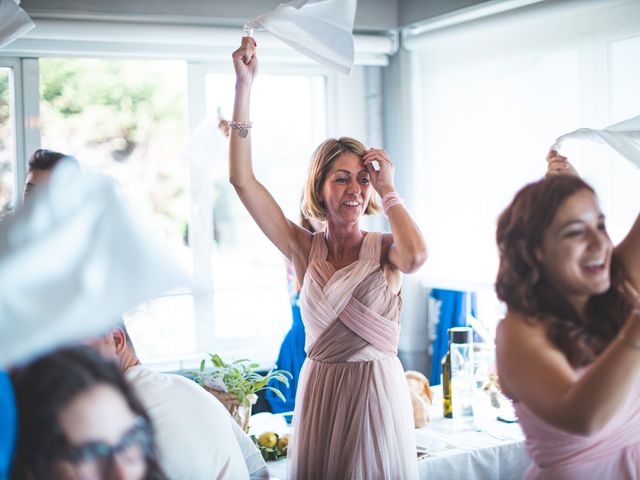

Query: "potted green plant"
left=194, top=353, right=292, bottom=432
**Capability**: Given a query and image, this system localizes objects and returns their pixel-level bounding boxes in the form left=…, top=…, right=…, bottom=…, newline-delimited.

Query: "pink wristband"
left=382, top=192, right=405, bottom=217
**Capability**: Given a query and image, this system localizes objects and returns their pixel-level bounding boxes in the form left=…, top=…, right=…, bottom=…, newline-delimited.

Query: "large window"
left=2, top=19, right=386, bottom=368
left=36, top=57, right=330, bottom=367
left=195, top=71, right=327, bottom=364
left=38, top=58, right=196, bottom=361
left=0, top=67, right=14, bottom=214
left=39, top=58, right=189, bottom=246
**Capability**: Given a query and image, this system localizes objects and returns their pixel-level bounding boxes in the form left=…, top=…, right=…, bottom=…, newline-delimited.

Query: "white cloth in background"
left=0, top=160, right=187, bottom=367
left=0, top=0, right=34, bottom=49
left=229, top=415, right=270, bottom=480
left=125, top=365, right=268, bottom=480
left=178, top=115, right=223, bottom=285
left=553, top=115, right=640, bottom=168
left=178, top=116, right=227, bottom=326
left=179, top=116, right=228, bottom=169
left=245, top=0, right=357, bottom=75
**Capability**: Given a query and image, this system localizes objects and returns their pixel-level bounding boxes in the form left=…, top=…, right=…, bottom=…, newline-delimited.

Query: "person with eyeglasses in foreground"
left=10, top=346, right=166, bottom=480
left=495, top=150, right=640, bottom=479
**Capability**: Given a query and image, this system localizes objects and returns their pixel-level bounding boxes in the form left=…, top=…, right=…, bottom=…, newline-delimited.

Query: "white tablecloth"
left=257, top=388, right=532, bottom=480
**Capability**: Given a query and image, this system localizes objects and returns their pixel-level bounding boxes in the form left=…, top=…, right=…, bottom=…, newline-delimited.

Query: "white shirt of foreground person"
left=125, top=365, right=268, bottom=480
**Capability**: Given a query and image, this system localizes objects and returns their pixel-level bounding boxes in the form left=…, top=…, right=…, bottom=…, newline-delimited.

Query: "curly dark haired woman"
left=495, top=150, right=640, bottom=479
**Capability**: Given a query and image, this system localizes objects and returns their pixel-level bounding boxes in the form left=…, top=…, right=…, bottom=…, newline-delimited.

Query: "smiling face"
left=320, top=152, right=371, bottom=224
left=537, top=188, right=613, bottom=312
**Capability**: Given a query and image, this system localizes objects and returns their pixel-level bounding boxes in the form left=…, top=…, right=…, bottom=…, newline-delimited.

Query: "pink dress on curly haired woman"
left=495, top=151, right=640, bottom=479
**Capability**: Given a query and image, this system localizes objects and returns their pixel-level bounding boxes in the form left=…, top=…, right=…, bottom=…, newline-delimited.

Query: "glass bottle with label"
left=449, top=326, right=474, bottom=424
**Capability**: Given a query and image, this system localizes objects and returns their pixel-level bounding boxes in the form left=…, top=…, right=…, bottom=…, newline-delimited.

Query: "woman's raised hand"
left=546, top=149, right=579, bottom=177
left=232, top=36, right=258, bottom=87
left=363, top=148, right=395, bottom=197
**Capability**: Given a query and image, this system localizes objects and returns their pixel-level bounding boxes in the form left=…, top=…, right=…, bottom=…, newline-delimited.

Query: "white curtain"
left=406, top=0, right=640, bottom=289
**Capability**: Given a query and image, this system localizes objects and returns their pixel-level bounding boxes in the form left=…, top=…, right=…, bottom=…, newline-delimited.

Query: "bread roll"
left=405, top=370, right=432, bottom=428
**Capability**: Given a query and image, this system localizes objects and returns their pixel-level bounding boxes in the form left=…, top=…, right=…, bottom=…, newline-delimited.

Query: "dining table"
left=252, top=386, right=532, bottom=480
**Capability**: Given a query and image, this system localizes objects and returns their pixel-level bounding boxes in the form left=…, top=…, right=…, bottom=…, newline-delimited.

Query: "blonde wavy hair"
left=301, top=137, right=381, bottom=221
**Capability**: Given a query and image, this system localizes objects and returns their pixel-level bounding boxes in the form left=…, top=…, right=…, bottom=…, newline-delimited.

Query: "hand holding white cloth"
left=0, top=159, right=188, bottom=367
left=0, top=0, right=34, bottom=49
left=552, top=115, right=640, bottom=168
left=245, top=0, right=357, bottom=75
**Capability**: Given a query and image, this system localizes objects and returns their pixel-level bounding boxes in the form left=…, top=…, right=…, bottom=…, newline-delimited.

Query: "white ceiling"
left=20, top=0, right=489, bottom=32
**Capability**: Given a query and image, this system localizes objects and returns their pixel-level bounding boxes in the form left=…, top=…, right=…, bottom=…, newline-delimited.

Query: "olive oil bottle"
left=441, top=347, right=452, bottom=418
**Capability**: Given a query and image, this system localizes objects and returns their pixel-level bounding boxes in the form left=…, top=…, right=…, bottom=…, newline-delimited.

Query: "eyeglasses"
left=61, top=415, right=152, bottom=480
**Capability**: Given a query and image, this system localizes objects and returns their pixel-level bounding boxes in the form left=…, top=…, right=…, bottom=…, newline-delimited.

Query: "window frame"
left=185, top=60, right=334, bottom=363
left=0, top=57, right=40, bottom=210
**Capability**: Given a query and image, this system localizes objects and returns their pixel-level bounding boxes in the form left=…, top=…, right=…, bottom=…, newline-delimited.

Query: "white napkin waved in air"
left=0, top=159, right=189, bottom=367
left=178, top=115, right=228, bottom=169
left=0, top=0, right=34, bottom=49
left=178, top=115, right=220, bottom=304
left=245, top=0, right=357, bottom=75
left=552, top=115, right=640, bottom=168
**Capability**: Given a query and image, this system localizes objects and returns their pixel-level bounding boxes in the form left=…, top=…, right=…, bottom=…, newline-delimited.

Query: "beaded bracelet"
left=382, top=191, right=405, bottom=217
left=229, top=120, right=253, bottom=138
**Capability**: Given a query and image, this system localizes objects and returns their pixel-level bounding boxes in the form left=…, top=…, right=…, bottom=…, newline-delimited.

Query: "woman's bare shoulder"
left=496, top=311, right=552, bottom=361
left=497, top=310, right=545, bottom=339
left=496, top=310, right=575, bottom=402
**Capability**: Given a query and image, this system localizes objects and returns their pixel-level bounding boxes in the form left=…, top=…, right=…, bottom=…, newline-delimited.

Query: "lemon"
left=258, top=431, right=278, bottom=449
left=277, top=434, right=289, bottom=453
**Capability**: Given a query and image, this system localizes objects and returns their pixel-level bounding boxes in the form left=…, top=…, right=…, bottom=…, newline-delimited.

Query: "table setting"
left=252, top=381, right=531, bottom=480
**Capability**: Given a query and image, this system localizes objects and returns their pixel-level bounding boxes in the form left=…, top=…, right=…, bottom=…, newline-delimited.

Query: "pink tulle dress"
left=288, top=231, right=417, bottom=480
left=515, top=369, right=640, bottom=479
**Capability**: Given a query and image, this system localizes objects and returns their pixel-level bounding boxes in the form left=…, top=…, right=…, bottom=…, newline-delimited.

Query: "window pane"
left=39, top=58, right=192, bottom=359
left=414, top=4, right=640, bottom=341
left=608, top=35, right=640, bottom=243
left=204, top=73, right=327, bottom=361
left=0, top=68, right=14, bottom=215
left=417, top=45, right=581, bottom=288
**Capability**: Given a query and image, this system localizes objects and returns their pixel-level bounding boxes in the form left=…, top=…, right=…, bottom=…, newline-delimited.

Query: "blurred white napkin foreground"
left=553, top=115, right=640, bottom=168
left=0, top=0, right=34, bottom=49
left=245, top=0, right=357, bottom=75
left=0, top=159, right=189, bottom=367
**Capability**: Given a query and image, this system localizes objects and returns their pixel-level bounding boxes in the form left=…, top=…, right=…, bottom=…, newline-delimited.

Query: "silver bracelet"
left=229, top=120, right=252, bottom=138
